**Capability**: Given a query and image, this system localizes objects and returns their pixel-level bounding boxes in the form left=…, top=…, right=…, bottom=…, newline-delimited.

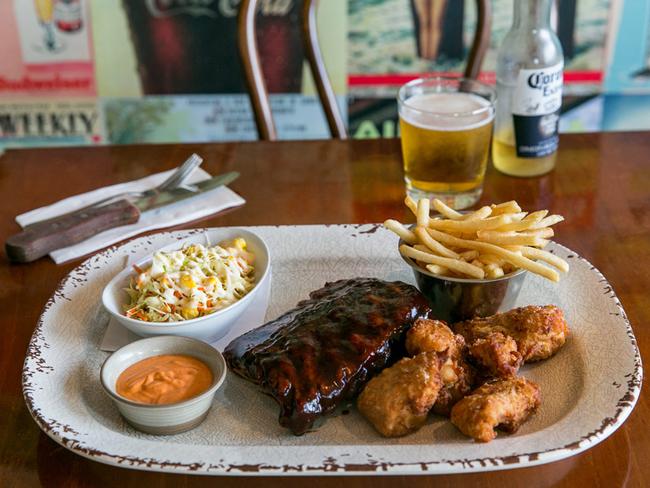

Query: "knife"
left=5, top=171, right=239, bottom=263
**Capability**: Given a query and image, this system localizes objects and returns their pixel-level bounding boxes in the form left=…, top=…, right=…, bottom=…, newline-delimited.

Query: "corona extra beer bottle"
left=492, top=0, right=564, bottom=177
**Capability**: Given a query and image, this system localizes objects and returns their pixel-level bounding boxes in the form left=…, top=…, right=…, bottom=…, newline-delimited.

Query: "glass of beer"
left=33, top=0, right=63, bottom=52
left=398, top=77, right=496, bottom=209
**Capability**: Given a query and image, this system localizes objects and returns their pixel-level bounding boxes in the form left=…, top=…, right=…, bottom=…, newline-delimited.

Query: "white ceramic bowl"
left=100, top=335, right=227, bottom=435
left=102, top=228, right=270, bottom=342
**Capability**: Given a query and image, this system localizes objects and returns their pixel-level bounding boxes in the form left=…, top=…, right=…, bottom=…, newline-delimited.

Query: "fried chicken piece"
left=405, top=319, right=475, bottom=416
left=433, top=354, right=475, bottom=416
left=450, top=377, right=541, bottom=442
left=357, top=352, right=442, bottom=437
left=454, top=305, right=569, bottom=362
left=468, top=332, right=523, bottom=378
left=406, top=318, right=463, bottom=356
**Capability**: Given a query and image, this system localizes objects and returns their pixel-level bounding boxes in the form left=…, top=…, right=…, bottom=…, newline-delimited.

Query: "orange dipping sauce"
left=116, top=354, right=213, bottom=405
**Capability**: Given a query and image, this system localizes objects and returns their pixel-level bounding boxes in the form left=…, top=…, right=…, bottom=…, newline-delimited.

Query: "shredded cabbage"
left=123, top=239, right=255, bottom=322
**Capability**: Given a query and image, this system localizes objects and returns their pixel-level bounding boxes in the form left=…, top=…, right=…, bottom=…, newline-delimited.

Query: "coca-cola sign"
left=145, top=0, right=293, bottom=18
left=145, top=0, right=217, bottom=18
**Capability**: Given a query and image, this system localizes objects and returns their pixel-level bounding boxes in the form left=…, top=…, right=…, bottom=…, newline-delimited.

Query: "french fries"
left=385, top=198, right=569, bottom=282
left=416, top=198, right=430, bottom=228
left=384, top=219, right=417, bottom=245
left=431, top=198, right=463, bottom=219
left=400, top=244, right=485, bottom=279
left=414, top=226, right=459, bottom=259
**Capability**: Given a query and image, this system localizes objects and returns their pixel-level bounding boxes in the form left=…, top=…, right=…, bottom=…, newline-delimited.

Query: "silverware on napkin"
left=68, top=153, right=204, bottom=212
left=5, top=171, right=240, bottom=263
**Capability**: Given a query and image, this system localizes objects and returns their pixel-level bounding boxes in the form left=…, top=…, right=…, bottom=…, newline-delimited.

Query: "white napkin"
left=16, top=168, right=245, bottom=264
left=99, top=267, right=272, bottom=352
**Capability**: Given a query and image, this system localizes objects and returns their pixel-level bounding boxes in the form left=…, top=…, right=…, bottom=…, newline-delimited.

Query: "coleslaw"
left=123, top=239, right=255, bottom=322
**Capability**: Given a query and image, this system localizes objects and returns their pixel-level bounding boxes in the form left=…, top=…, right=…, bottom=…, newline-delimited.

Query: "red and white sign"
left=0, top=0, right=95, bottom=98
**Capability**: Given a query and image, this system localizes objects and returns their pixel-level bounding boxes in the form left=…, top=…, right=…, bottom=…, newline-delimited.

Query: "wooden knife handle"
left=5, top=199, right=140, bottom=263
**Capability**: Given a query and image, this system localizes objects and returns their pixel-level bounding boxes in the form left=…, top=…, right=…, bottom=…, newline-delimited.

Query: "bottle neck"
left=513, top=0, right=552, bottom=29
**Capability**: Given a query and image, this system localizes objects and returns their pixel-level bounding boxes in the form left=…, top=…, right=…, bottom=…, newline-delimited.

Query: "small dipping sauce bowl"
left=399, top=239, right=527, bottom=323
left=100, top=336, right=226, bottom=435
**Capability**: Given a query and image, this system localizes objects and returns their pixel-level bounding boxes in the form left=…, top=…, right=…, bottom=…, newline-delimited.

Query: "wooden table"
left=0, top=132, right=647, bottom=487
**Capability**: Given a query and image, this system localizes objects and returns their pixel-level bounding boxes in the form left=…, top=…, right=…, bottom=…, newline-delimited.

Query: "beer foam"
left=400, top=92, right=494, bottom=131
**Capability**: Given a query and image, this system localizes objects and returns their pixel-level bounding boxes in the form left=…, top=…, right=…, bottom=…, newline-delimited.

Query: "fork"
left=82, top=153, right=204, bottom=210
left=23, top=154, right=204, bottom=229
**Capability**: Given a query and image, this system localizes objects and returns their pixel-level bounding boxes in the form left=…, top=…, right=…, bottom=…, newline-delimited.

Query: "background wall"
left=0, top=0, right=648, bottom=151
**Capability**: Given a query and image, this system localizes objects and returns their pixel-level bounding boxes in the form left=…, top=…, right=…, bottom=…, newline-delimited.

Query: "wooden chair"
left=238, top=0, right=491, bottom=141
left=463, top=0, right=491, bottom=80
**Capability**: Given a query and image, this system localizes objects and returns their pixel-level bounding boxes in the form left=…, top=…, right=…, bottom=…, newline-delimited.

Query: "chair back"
left=239, top=0, right=491, bottom=141
left=464, top=0, right=491, bottom=80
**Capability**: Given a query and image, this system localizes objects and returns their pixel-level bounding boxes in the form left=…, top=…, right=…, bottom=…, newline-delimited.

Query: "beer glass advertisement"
left=0, top=0, right=95, bottom=98
left=93, top=0, right=347, bottom=143
left=348, top=0, right=613, bottom=138
left=0, top=0, right=99, bottom=148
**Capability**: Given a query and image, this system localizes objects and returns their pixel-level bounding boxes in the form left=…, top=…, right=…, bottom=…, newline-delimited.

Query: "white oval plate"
left=22, top=225, right=642, bottom=476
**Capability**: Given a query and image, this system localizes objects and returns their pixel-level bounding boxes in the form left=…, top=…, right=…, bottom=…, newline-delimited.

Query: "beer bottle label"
left=511, top=62, right=563, bottom=158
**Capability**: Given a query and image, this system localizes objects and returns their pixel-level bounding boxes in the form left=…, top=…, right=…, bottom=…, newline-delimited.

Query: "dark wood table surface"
left=0, top=132, right=648, bottom=487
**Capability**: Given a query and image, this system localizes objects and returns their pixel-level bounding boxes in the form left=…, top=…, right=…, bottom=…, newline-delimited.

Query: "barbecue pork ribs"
left=223, top=278, right=432, bottom=435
